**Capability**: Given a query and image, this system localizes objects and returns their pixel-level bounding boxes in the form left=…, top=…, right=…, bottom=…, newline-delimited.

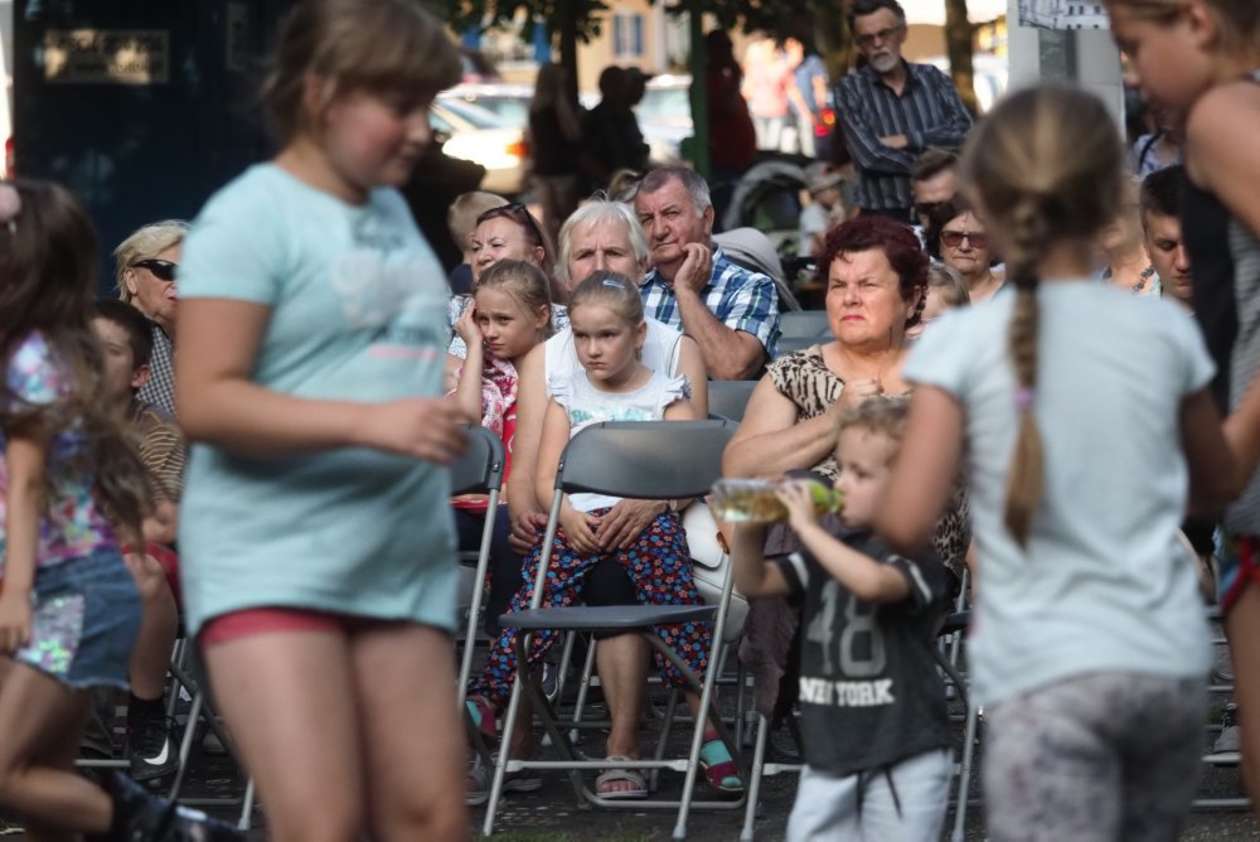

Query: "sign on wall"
left=1018, top=0, right=1110, bottom=29
left=43, top=29, right=170, bottom=84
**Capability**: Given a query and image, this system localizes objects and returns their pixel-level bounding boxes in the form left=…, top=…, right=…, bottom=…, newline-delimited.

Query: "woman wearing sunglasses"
left=448, top=203, right=567, bottom=361
left=113, top=220, right=189, bottom=418
left=927, top=198, right=1005, bottom=304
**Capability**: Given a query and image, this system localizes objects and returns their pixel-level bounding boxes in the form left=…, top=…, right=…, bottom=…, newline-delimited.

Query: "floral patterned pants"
left=467, top=509, right=712, bottom=709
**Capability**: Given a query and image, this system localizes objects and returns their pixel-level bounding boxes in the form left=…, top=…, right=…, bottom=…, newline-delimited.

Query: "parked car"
left=635, top=74, right=692, bottom=164
left=431, top=97, right=528, bottom=195
left=441, top=84, right=532, bottom=129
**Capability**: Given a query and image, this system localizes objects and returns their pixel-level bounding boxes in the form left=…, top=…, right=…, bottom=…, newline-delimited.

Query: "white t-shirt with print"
left=549, top=367, right=690, bottom=512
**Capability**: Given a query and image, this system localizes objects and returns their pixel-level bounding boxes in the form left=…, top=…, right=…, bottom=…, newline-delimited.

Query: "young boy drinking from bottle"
left=729, top=396, right=951, bottom=841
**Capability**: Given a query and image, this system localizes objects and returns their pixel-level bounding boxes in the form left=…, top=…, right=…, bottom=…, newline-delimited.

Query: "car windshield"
left=450, top=95, right=529, bottom=128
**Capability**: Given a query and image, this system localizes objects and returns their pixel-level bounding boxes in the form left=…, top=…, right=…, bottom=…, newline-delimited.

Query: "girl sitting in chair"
left=464, top=271, right=741, bottom=802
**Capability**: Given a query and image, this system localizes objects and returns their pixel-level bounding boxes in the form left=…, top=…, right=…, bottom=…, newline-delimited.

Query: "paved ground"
left=2, top=693, right=1257, bottom=841
left=1, top=633, right=1255, bottom=839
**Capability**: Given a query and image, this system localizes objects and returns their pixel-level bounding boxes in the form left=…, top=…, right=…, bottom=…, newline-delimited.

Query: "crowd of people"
left=0, top=0, right=1259, bottom=841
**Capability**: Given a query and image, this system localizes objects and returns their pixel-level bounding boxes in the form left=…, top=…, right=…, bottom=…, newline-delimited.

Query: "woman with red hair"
left=723, top=215, right=969, bottom=575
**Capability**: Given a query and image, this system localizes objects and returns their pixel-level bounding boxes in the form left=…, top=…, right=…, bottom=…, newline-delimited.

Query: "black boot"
left=126, top=695, right=177, bottom=782
left=93, top=771, right=244, bottom=842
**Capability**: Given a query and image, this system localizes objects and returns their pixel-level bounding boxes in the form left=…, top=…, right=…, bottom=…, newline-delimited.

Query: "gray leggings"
left=984, top=671, right=1205, bottom=842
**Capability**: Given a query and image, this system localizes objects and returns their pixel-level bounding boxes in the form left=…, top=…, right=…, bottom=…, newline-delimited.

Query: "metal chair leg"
left=237, top=778, right=255, bottom=831
left=458, top=490, right=500, bottom=706
left=739, top=713, right=771, bottom=842
left=673, top=545, right=739, bottom=841
left=951, top=699, right=979, bottom=842
left=482, top=491, right=564, bottom=836
left=569, top=636, right=598, bottom=744
left=167, top=690, right=204, bottom=802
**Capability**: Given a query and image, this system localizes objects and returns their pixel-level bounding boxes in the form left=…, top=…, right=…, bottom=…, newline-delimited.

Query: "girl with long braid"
left=875, top=86, right=1239, bottom=840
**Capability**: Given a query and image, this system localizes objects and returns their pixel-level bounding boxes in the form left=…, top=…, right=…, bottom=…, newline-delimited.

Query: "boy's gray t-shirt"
left=904, top=282, right=1214, bottom=707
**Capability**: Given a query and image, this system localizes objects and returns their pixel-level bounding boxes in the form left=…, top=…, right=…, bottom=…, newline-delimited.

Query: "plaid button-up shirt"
left=137, top=324, right=176, bottom=418
left=639, top=247, right=781, bottom=359
left=837, top=61, right=972, bottom=212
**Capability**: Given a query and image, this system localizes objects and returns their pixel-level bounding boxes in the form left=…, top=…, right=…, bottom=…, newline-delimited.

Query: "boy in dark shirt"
left=731, top=396, right=951, bottom=841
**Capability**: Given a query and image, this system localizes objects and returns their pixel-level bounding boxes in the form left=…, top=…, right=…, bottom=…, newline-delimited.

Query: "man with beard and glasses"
left=836, top=0, right=971, bottom=224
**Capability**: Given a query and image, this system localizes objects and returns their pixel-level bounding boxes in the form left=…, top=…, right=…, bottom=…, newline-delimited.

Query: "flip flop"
left=596, top=757, right=648, bottom=800
left=699, top=736, right=744, bottom=795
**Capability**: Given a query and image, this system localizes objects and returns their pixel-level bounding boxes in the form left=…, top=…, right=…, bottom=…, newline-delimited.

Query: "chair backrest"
left=708, top=380, right=758, bottom=423
left=556, top=420, right=736, bottom=500
left=448, top=426, right=506, bottom=496
left=778, top=309, right=829, bottom=339
left=773, top=334, right=821, bottom=359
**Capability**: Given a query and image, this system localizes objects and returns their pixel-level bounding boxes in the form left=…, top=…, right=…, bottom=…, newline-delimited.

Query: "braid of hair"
left=1003, top=198, right=1048, bottom=547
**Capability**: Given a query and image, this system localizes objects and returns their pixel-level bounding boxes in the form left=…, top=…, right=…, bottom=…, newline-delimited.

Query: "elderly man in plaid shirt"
left=634, top=167, right=781, bottom=380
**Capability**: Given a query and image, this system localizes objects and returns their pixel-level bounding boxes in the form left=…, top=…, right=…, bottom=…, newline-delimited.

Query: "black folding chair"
left=449, top=425, right=507, bottom=702
left=481, top=420, right=747, bottom=839
left=708, top=380, right=759, bottom=424
left=777, top=310, right=829, bottom=339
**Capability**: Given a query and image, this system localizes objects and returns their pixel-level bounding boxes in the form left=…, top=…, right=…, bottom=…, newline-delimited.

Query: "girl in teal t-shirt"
left=175, top=2, right=470, bottom=838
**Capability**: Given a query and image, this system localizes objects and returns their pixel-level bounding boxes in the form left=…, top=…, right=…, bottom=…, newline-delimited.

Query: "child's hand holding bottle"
left=776, top=479, right=826, bottom=532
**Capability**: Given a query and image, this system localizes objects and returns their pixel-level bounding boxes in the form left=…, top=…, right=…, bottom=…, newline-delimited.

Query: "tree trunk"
left=815, top=0, right=853, bottom=84
left=944, top=0, right=979, bottom=116
left=558, top=0, right=580, bottom=107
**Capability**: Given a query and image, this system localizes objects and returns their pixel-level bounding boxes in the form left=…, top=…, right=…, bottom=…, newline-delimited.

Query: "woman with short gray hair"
left=555, top=198, right=650, bottom=294
left=114, top=220, right=189, bottom=416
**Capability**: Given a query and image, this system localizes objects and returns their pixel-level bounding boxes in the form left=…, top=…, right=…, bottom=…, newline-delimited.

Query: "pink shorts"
left=200, top=607, right=390, bottom=647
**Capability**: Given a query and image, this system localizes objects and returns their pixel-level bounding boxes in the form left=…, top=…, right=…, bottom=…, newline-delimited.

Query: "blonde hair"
left=113, top=220, right=189, bottom=303
left=568, top=270, right=645, bottom=327
left=261, top=0, right=461, bottom=144
left=449, top=192, right=509, bottom=252
left=474, top=259, right=554, bottom=339
left=960, top=86, right=1124, bottom=546
left=927, top=263, right=970, bottom=308
left=837, top=395, right=909, bottom=462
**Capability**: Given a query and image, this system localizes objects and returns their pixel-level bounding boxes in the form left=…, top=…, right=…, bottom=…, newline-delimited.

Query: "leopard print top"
left=767, top=344, right=971, bottom=575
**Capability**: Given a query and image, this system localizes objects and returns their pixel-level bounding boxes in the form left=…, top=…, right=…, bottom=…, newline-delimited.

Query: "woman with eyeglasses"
left=927, top=198, right=1005, bottom=304
left=113, top=220, right=189, bottom=418
left=447, top=203, right=568, bottom=361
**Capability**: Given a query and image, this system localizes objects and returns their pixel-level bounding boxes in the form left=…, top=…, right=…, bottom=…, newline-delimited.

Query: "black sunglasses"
left=475, top=202, right=546, bottom=249
left=131, top=259, right=178, bottom=283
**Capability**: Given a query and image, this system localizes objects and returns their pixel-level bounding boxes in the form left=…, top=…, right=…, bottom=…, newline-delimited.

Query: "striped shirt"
left=836, top=62, right=972, bottom=212
left=137, top=324, right=176, bottom=417
left=131, top=400, right=186, bottom=502
left=639, top=247, right=781, bottom=359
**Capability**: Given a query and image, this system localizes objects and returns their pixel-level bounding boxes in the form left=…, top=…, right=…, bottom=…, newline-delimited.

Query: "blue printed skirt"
left=12, top=547, right=142, bottom=689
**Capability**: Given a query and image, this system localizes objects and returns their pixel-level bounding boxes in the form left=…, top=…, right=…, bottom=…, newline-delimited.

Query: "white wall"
left=1004, top=0, right=1123, bottom=127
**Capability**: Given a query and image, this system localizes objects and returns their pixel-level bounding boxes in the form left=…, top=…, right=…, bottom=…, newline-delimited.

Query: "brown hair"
left=960, top=86, right=1123, bottom=546
left=837, top=395, right=909, bottom=461
left=261, top=0, right=461, bottom=144
left=474, top=259, right=554, bottom=339
left=0, top=180, right=149, bottom=534
left=912, top=148, right=959, bottom=183
left=568, top=270, right=645, bottom=328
